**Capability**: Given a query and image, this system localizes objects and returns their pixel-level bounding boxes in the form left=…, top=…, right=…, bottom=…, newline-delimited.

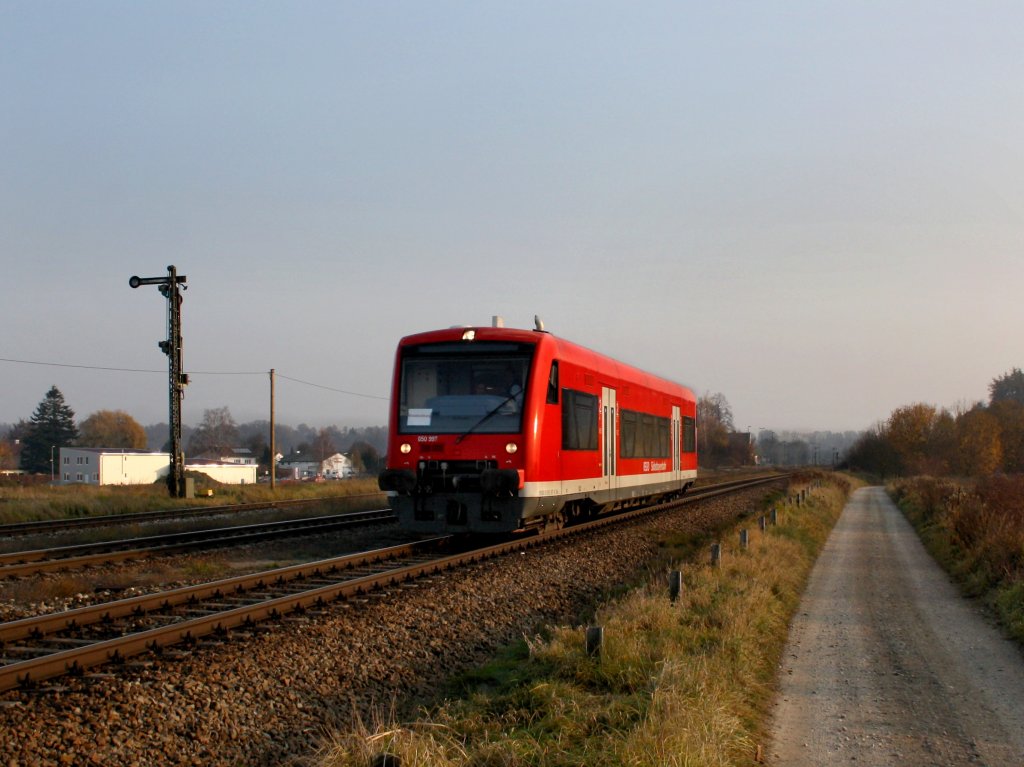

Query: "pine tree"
left=20, top=386, right=79, bottom=475
left=990, top=368, right=1024, bottom=406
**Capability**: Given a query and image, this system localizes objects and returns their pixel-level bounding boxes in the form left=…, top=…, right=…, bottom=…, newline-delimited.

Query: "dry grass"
left=0, top=478, right=383, bottom=525
left=315, top=474, right=853, bottom=767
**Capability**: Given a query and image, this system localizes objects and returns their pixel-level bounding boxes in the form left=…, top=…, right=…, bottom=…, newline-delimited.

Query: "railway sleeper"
left=43, top=637, right=96, bottom=647
left=3, top=645, right=55, bottom=657
left=135, top=613, right=188, bottom=625
left=277, top=583, right=327, bottom=593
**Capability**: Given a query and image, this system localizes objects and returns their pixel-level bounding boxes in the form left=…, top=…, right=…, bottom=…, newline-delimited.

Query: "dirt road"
left=768, top=486, right=1024, bottom=766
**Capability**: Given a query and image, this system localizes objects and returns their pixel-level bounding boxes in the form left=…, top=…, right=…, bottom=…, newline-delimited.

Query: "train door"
left=602, top=387, right=617, bottom=493
left=671, top=406, right=681, bottom=478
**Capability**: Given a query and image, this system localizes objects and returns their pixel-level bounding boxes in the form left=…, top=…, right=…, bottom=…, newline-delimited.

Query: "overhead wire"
left=0, top=356, right=386, bottom=401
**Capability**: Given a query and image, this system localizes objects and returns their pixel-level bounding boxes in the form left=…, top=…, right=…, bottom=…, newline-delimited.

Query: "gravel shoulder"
left=768, top=486, right=1024, bottom=766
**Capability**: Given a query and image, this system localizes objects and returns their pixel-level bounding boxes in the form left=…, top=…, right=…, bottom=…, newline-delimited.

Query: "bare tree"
left=187, top=407, right=239, bottom=457
left=311, top=428, right=338, bottom=462
left=697, top=392, right=733, bottom=464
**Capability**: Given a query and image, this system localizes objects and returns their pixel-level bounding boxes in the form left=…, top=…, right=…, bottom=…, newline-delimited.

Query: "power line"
left=0, top=356, right=387, bottom=401
left=275, top=373, right=389, bottom=401
left=0, top=356, right=166, bottom=374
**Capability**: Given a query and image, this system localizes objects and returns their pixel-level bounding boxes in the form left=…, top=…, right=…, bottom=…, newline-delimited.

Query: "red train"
left=378, top=321, right=698, bottom=534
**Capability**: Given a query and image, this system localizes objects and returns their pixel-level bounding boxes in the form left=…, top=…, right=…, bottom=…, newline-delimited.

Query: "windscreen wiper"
left=455, top=389, right=522, bottom=444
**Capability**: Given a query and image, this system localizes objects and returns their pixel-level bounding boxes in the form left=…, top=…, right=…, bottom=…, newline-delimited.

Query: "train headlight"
left=505, top=442, right=518, bottom=454
left=400, top=443, right=412, bottom=454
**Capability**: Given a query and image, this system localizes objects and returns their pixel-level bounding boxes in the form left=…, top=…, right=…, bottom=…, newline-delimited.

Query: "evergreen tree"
left=20, top=386, right=79, bottom=475
left=989, top=368, right=1024, bottom=406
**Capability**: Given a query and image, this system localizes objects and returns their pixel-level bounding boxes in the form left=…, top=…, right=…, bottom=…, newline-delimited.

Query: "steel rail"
left=0, top=539, right=451, bottom=645
left=0, top=538, right=455, bottom=691
left=0, top=509, right=396, bottom=579
left=0, top=473, right=784, bottom=692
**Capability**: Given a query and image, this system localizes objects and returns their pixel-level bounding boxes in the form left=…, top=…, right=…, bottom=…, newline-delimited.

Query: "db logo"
left=643, top=461, right=650, bottom=472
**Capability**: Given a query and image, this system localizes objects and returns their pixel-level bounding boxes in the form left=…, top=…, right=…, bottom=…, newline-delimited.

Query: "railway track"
left=0, top=508, right=397, bottom=579
left=0, top=474, right=783, bottom=692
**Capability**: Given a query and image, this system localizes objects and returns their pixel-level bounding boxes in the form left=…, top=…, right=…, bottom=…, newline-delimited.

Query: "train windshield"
left=398, top=342, right=534, bottom=435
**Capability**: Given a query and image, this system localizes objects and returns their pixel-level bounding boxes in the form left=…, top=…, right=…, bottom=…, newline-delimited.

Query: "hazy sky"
left=2, top=2, right=1022, bottom=435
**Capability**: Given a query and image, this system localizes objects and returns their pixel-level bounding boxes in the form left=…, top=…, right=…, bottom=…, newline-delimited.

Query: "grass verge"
left=316, top=473, right=854, bottom=767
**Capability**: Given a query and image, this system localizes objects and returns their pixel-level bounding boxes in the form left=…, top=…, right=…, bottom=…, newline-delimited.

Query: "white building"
left=59, top=448, right=257, bottom=486
left=184, top=460, right=258, bottom=485
left=195, top=448, right=257, bottom=466
left=276, top=452, right=354, bottom=480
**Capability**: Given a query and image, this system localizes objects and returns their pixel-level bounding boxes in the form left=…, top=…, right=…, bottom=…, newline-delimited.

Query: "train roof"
left=395, top=326, right=695, bottom=401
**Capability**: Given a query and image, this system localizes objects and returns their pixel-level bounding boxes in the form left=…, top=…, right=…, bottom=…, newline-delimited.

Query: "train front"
left=378, top=327, right=539, bottom=534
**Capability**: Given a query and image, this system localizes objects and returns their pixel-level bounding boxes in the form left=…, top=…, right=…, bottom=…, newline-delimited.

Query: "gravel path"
left=768, top=486, right=1024, bottom=766
left=0, top=488, right=769, bottom=766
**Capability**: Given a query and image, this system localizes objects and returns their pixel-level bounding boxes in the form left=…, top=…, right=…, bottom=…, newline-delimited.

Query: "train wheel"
left=566, top=503, right=583, bottom=523
left=544, top=510, right=567, bottom=533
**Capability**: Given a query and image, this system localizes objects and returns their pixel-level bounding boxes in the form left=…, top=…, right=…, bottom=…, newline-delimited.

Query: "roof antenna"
left=534, top=315, right=545, bottom=332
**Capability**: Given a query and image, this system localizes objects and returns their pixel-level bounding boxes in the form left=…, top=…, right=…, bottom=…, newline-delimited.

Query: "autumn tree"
left=989, top=399, right=1024, bottom=473
left=20, top=386, right=78, bottom=474
left=886, top=403, right=938, bottom=475
left=1, top=421, right=28, bottom=470
left=922, top=408, right=958, bottom=475
left=187, top=406, right=239, bottom=457
left=955, top=407, right=1003, bottom=476
left=0, top=440, right=15, bottom=471
left=77, top=410, right=147, bottom=449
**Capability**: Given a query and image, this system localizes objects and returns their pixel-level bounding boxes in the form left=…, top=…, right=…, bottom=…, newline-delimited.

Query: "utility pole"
left=269, top=368, right=276, bottom=490
left=130, top=266, right=189, bottom=497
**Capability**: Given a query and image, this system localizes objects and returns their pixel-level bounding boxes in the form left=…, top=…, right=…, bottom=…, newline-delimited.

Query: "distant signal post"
left=129, top=266, right=190, bottom=498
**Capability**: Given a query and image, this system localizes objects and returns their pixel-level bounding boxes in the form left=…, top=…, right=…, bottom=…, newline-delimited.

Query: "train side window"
left=562, top=388, right=598, bottom=450
left=620, top=410, right=637, bottom=457
left=683, top=416, right=696, bottom=453
left=620, top=408, right=670, bottom=458
left=546, top=361, right=559, bottom=404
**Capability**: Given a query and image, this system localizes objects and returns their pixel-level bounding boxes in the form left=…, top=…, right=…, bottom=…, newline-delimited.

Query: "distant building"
left=184, top=458, right=258, bottom=485
left=208, top=446, right=260, bottom=462
left=59, top=447, right=257, bottom=486
left=276, top=452, right=354, bottom=480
